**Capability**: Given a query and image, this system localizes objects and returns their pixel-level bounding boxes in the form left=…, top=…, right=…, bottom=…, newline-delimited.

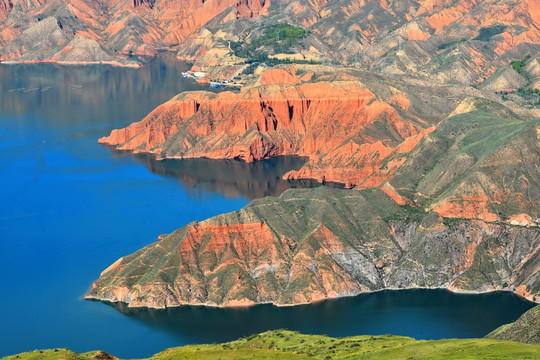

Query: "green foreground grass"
left=4, top=330, right=540, bottom=360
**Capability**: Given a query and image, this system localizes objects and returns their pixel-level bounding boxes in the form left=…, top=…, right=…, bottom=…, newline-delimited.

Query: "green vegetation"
left=487, top=305, right=540, bottom=345
left=387, top=105, right=539, bottom=219
left=488, top=55, right=539, bottom=105
left=383, top=204, right=426, bottom=222
left=473, top=25, right=507, bottom=41
left=4, top=330, right=540, bottom=360
left=516, top=87, right=540, bottom=105
left=230, top=24, right=314, bottom=65
left=511, top=54, right=531, bottom=76
left=250, top=24, right=308, bottom=51
left=242, top=62, right=259, bottom=75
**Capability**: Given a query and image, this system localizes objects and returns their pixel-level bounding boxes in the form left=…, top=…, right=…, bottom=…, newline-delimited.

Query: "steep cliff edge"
left=86, top=187, right=540, bottom=308
left=100, top=68, right=539, bottom=224
left=90, top=100, right=540, bottom=308
left=0, top=0, right=267, bottom=64
left=99, top=68, right=457, bottom=186
left=1, top=0, right=538, bottom=75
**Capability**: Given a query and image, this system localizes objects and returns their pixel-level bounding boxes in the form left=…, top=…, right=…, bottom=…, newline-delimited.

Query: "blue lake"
left=0, top=54, right=535, bottom=358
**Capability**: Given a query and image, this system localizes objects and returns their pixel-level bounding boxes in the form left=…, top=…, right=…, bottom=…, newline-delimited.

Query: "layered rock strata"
left=86, top=187, right=540, bottom=308
left=1, top=0, right=538, bottom=75
left=99, top=68, right=457, bottom=186
left=89, top=102, right=540, bottom=308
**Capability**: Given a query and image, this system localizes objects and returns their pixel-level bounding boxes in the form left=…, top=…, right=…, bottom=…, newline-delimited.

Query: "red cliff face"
left=1, top=0, right=538, bottom=74
left=157, top=0, right=268, bottom=45
left=87, top=187, right=540, bottom=308
left=0, top=0, right=268, bottom=63
left=100, top=67, right=539, bottom=225
left=100, top=69, right=451, bottom=186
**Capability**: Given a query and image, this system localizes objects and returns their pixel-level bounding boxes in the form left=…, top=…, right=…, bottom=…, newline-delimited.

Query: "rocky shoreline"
left=86, top=186, right=540, bottom=309
left=85, top=286, right=539, bottom=310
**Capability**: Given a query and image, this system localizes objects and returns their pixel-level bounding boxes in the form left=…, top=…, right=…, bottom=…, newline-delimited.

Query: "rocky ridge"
left=100, top=66, right=540, bottom=225
left=0, top=0, right=267, bottom=65
left=0, top=0, right=538, bottom=75
left=99, top=66, right=459, bottom=186
left=90, top=93, right=540, bottom=307
left=379, top=100, right=540, bottom=225
left=69, top=0, right=540, bottom=309
left=86, top=186, right=540, bottom=308
left=177, top=0, right=540, bottom=86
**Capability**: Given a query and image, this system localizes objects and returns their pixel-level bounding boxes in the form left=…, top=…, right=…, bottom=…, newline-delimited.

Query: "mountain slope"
left=178, top=0, right=540, bottom=84
left=0, top=0, right=266, bottom=64
left=0, top=0, right=538, bottom=76
left=98, top=66, right=459, bottom=186
left=378, top=99, right=540, bottom=224
left=100, top=67, right=540, bottom=225
left=86, top=186, right=540, bottom=308
left=486, top=304, right=540, bottom=344
left=90, top=95, right=540, bottom=308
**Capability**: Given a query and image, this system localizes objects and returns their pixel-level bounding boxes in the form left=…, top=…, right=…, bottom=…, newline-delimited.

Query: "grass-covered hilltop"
left=5, top=304, right=540, bottom=359
left=4, top=329, right=540, bottom=360
left=487, top=304, right=540, bottom=344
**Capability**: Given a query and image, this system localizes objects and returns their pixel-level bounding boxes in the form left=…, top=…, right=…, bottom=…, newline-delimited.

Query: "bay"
left=0, top=54, right=534, bottom=358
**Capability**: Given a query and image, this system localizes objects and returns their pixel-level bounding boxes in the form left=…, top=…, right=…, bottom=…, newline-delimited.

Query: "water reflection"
left=0, top=53, right=207, bottom=127
left=101, top=289, right=534, bottom=344
left=110, top=151, right=345, bottom=199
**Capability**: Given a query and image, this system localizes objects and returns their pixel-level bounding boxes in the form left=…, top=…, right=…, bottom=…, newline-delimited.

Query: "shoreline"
left=84, top=285, right=539, bottom=310
left=1, top=59, right=142, bottom=68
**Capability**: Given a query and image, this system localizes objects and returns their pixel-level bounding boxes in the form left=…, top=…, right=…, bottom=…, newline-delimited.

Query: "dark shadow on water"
left=101, top=289, right=535, bottom=344
left=108, top=150, right=345, bottom=200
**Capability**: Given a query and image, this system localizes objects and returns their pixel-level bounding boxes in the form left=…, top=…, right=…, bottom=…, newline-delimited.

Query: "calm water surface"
left=0, top=55, right=535, bottom=358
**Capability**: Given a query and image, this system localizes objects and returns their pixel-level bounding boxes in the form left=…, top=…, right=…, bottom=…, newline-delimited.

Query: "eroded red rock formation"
left=100, top=69, right=451, bottom=186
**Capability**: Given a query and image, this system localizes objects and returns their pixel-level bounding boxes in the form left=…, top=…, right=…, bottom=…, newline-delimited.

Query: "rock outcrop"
left=86, top=187, right=540, bottom=308
left=0, top=0, right=267, bottom=64
left=1, top=0, right=538, bottom=73
left=99, top=67, right=458, bottom=186
left=177, top=0, right=539, bottom=86
left=100, top=67, right=540, bottom=225
left=90, top=95, right=540, bottom=308
left=0, top=0, right=12, bottom=22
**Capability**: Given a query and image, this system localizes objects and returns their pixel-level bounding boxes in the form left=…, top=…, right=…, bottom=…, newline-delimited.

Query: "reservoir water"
left=0, top=55, right=535, bottom=358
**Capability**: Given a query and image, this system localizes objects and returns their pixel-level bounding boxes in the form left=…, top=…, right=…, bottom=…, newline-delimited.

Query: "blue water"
left=0, top=55, right=535, bottom=358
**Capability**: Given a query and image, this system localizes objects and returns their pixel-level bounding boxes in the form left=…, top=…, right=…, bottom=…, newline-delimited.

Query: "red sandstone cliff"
left=87, top=187, right=540, bottom=308
left=0, top=0, right=267, bottom=63
left=1, top=0, right=538, bottom=73
left=100, top=67, right=457, bottom=186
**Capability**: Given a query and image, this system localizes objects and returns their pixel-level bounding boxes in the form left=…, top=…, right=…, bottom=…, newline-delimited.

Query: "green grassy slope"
left=486, top=304, right=540, bottom=344
left=383, top=101, right=540, bottom=221
left=4, top=330, right=540, bottom=360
